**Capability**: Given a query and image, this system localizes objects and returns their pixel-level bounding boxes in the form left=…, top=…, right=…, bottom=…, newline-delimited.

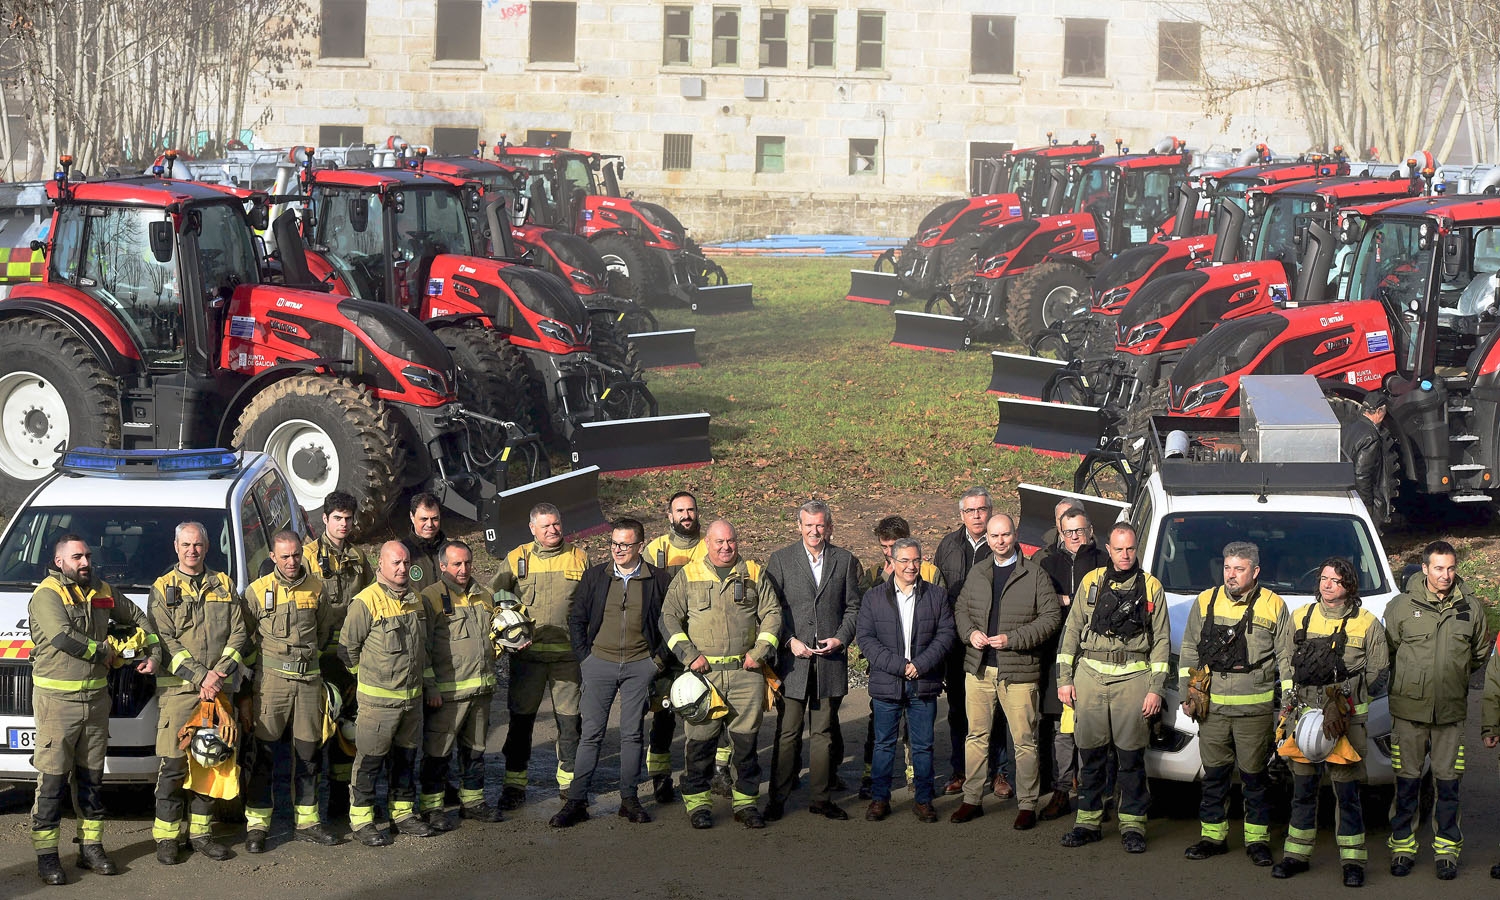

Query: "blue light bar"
left=57, top=447, right=241, bottom=478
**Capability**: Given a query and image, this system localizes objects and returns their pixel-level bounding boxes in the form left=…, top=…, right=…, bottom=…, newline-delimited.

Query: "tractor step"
left=482, top=466, right=609, bottom=556
left=890, top=310, right=971, bottom=352
left=846, top=269, right=902, bottom=305
left=569, top=412, right=712, bottom=476
left=1450, top=492, right=1491, bottom=503
left=688, top=283, right=754, bottom=314
left=1449, top=433, right=1479, bottom=443
left=1447, top=403, right=1473, bottom=414
left=628, top=328, right=700, bottom=369
left=988, top=351, right=1064, bottom=399
left=1449, top=463, right=1486, bottom=473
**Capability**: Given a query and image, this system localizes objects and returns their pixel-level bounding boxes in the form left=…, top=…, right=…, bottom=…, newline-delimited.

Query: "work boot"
left=354, top=824, right=392, bottom=847
left=710, top=765, right=733, bottom=798
left=244, top=830, right=267, bottom=854
left=296, top=822, right=343, bottom=845
left=617, top=797, right=652, bottom=824
left=1060, top=827, right=1102, bottom=848
left=1184, top=839, right=1228, bottom=860
left=1039, top=790, right=1072, bottom=821
left=1272, top=857, right=1310, bottom=879
left=498, top=785, right=527, bottom=811
left=1390, top=856, right=1414, bottom=877
left=155, top=840, right=181, bottom=866
left=734, top=806, right=766, bottom=829
left=1343, top=864, right=1365, bottom=887
left=37, top=852, right=66, bottom=885
left=191, top=837, right=233, bottom=861
left=422, top=810, right=456, bottom=834
left=392, top=816, right=437, bottom=838
left=549, top=799, right=590, bottom=828
left=76, top=843, right=117, bottom=875
left=653, top=773, right=677, bottom=804
left=689, top=808, right=713, bottom=830
left=1246, top=843, right=1273, bottom=867
left=1121, top=832, right=1147, bottom=854
left=1436, top=859, right=1458, bottom=881
left=460, top=802, right=504, bottom=823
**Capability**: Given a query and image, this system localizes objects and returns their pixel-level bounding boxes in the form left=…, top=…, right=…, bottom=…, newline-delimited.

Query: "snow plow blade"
left=1016, top=482, right=1130, bottom=554
left=483, top=466, right=609, bottom=556
left=629, top=328, right=700, bottom=369
left=570, top=412, right=713, bottom=477
left=847, top=269, right=902, bottom=305
left=993, top=398, right=1105, bottom=456
left=890, top=310, right=970, bottom=352
left=689, top=282, right=755, bottom=314
left=988, top=351, right=1064, bottom=399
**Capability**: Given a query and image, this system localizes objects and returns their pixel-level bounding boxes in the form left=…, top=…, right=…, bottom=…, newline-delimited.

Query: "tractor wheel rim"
left=262, top=418, right=341, bottom=511
left=0, top=371, right=69, bottom=481
left=600, top=253, right=630, bottom=278
left=1041, top=284, right=1079, bottom=329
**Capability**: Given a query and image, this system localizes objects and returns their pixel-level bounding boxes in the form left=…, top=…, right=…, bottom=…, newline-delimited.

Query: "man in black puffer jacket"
left=1340, top=393, right=1389, bottom=526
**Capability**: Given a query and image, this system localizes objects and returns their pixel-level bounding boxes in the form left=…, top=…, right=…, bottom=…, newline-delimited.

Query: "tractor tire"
left=937, top=232, right=984, bottom=290
left=591, top=316, right=646, bottom=381
left=1115, top=382, right=1171, bottom=469
left=589, top=304, right=658, bottom=336
left=1008, top=262, right=1090, bottom=346
left=233, top=375, right=399, bottom=541
left=438, top=324, right=533, bottom=443
left=0, top=318, right=121, bottom=514
left=595, top=234, right=669, bottom=308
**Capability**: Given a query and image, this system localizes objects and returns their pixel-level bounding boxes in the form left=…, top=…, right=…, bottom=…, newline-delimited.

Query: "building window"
left=1063, top=18, right=1107, bottom=78
left=855, top=11, right=884, bottom=70
left=432, top=127, right=480, bottom=156
left=756, top=136, right=785, bottom=174
left=1158, top=22, right=1201, bottom=81
left=435, top=0, right=482, bottom=61
left=808, top=9, right=835, bottom=69
left=969, top=141, right=1014, bottom=193
left=664, top=134, right=693, bottom=170
left=319, top=125, right=365, bottom=147
left=525, top=129, right=571, bottom=147
left=712, top=8, right=739, bottom=67
left=663, top=6, right=691, bottom=65
left=760, top=10, right=787, bottom=68
left=849, top=139, right=878, bottom=175
left=530, top=1, right=576, bottom=63
left=320, top=0, right=366, bottom=58
left=971, top=15, right=1015, bottom=76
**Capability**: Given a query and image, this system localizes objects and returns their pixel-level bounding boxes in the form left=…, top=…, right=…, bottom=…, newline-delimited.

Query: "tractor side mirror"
left=1441, top=233, right=1465, bottom=280
left=247, top=200, right=269, bottom=232
left=349, top=197, right=368, bottom=233
left=148, top=220, right=174, bottom=263
left=510, top=194, right=529, bottom=227
left=465, top=186, right=482, bottom=213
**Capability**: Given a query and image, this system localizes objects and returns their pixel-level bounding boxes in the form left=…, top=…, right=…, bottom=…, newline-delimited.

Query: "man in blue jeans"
left=857, top=538, right=955, bottom=822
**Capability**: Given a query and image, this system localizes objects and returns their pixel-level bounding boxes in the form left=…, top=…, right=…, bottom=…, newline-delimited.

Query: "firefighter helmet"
left=668, top=671, right=728, bottom=725
left=188, top=727, right=234, bottom=768
left=490, top=607, right=533, bottom=652
left=1293, top=707, right=1335, bottom=763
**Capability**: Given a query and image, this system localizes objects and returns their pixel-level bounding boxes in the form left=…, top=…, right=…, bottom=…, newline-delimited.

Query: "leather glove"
left=1183, top=666, right=1211, bottom=723
left=214, top=693, right=238, bottom=748
left=1322, top=684, right=1351, bottom=740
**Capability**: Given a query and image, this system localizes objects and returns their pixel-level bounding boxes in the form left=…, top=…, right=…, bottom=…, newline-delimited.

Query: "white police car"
left=0, top=448, right=308, bottom=787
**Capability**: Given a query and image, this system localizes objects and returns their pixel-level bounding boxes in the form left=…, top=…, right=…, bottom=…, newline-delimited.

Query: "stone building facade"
left=257, top=1, right=1311, bottom=240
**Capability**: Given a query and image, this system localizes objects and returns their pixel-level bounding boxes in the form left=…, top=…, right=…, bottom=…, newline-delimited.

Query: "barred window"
left=664, top=134, right=693, bottom=171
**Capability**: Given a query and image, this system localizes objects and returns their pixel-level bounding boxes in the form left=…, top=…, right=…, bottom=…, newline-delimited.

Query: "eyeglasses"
left=609, top=540, right=642, bottom=550
left=894, top=558, right=921, bottom=567
left=1061, top=528, right=1088, bottom=538
left=961, top=506, right=991, bottom=515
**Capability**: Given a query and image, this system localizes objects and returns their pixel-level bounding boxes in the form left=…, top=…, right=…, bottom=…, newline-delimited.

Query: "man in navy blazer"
left=857, top=538, right=955, bottom=822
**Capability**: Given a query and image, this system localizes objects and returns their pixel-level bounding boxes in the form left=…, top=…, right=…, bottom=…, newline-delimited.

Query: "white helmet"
left=490, top=607, right=533, bottom=652
left=668, top=671, right=726, bottom=725
left=189, top=727, right=234, bottom=768
left=1293, top=707, right=1335, bottom=763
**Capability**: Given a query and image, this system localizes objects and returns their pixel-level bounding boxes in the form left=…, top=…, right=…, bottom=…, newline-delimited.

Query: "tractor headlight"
left=569, top=269, right=598, bottom=289
left=1179, top=380, right=1229, bottom=412
left=401, top=365, right=449, bottom=396
left=1097, top=285, right=1131, bottom=309
left=980, top=254, right=1009, bottom=273
left=537, top=319, right=574, bottom=343
left=1124, top=322, right=1163, bottom=347
left=919, top=227, right=944, bottom=245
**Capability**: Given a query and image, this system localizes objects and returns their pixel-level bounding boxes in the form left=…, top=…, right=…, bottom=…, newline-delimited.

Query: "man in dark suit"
left=857, top=538, right=955, bottom=823
left=766, top=500, right=864, bottom=820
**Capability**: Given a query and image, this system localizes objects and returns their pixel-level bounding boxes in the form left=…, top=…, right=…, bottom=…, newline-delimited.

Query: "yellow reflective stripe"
left=1353, top=702, right=1369, bottom=715
left=145, top=633, right=161, bottom=645
left=756, top=631, right=779, bottom=648
left=1080, top=658, right=1148, bottom=676
left=156, top=674, right=185, bottom=686
left=170, top=649, right=193, bottom=671
left=527, top=642, right=571, bottom=653
left=33, top=674, right=107, bottom=691
left=222, top=648, right=245, bottom=666
left=436, top=674, right=496, bottom=693
left=358, top=683, right=422, bottom=701
left=84, top=639, right=99, bottom=659
left=1279, top=679, right=1292, bottom=693
left=1056, top=653, right=1076, bottom=666
left=77, top=818, right=103, bottom=841
left=667, top=632, right=689, bottom=649
left=422, top=667, right=437, bottom=680
left=1178, top=667, right=1191, bottom=680
left=705, top=655, right=742, bottom=664
left=1150, top=662, right=1170, bottom=673
left=1214, top=689, right=1275, bottom=705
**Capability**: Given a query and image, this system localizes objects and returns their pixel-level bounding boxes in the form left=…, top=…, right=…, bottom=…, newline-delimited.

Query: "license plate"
left=7, top=727, right=36, bottom=750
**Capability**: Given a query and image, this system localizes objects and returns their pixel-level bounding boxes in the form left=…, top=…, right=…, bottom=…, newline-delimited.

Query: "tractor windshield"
left=1349, top=219, right=1430, bottom=374
left=1169, top=314, right=1289, bottom=396
left=1213, top=176, right=1261, bottom=211
left=561, top=155, right=598, bottom=196
left=392, top=187, right=474, bottom=259
left=1008, top=156, right=1037, bottom=194
left=500, top=265, right=589, bottom=328
left=1253, top=196, right=1314, bottom=271
left=1070, top=166, right=1113, bottom=216
left=194, top=201, right=261, bottom=296
left=54, top=204, right=184, bottom=366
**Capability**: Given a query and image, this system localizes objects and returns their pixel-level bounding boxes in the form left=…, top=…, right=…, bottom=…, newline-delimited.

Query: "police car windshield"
left=1150, top=511, right=1388, bottom=597
left=0, top=508, right=233, bottom=590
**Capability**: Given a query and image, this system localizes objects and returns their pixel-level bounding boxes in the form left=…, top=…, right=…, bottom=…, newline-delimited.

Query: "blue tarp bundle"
left=703, top=234, right=903, bottom=257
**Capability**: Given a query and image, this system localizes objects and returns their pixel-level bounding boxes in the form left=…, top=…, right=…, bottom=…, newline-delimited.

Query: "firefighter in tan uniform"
left=418, top=539, right=505, bottom=827
left=1178, top=541, right=1294, bottom=867
left=339, top=541, right=437, bottom=846
left=643, top=491, right=711, bottom=802
left=27, top=535, right=160, bottom=885
left=660, top=519, right=782, bottom=830
left=304, top=491, right=373, bottom=814
left=492, top=502, right=589, bottom=809
left=242, top=531, right=340, bottom=852
left=147, top=521, right=249, bottom=866
left=1056, top=523, right=1169, bottom=854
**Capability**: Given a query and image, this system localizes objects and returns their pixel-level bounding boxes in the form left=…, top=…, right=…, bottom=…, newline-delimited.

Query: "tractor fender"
left=0, top=293, right=141, bottom=377
left=213, top=359, right=346, bottom=447
left=424, top=312, right=493, bottom=331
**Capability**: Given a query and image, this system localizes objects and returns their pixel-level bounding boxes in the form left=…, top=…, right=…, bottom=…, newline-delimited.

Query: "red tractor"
left=0, top=158, right=498, bottom=538
left=493, top=144, right=751, bottom=311
left=288, top=162, right=708, bottom=469
left=848, top=136, right=1105, bottom=305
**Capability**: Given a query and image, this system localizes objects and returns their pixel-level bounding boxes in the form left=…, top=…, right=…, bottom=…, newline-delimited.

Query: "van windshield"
left=0, top=508, right=233, bottom=590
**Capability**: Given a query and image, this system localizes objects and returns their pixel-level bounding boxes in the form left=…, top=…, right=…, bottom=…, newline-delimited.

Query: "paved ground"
left=5, top=679, right=1500, bottom=900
